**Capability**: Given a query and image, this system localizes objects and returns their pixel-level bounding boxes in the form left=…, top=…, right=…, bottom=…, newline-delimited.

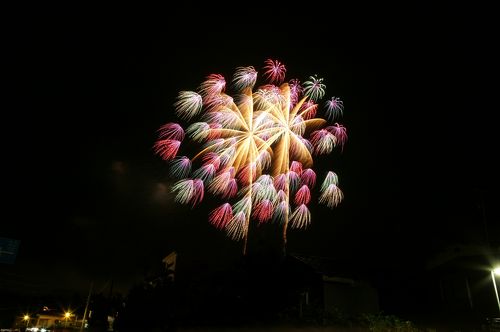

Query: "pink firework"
left=209, top=203, right=233, bottom=229
left=154, top=139, right=181, bottom=161
left=325, top=97, right=344, bottom=120
left=263, top=59, right=287, bottom=85
left=154, top=58, right=348, bottom=254
left=288, top=79, right=303, bottom=106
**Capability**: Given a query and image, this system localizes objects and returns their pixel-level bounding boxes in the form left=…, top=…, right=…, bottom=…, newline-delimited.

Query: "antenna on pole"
left=80, top=282, right=93, bottom=331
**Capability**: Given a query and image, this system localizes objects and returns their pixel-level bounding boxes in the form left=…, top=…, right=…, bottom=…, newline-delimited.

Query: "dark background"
left=3, top=2, right=498, bottom=314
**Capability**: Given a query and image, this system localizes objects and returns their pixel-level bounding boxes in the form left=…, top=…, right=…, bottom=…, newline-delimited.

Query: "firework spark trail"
left=155, top=59, right=347, bottom=254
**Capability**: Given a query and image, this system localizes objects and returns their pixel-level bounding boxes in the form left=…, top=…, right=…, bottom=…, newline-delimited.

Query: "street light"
left=492, top=266, right=500, bottom=315
left=23, top=315, right=30, bottom=327
left=64, top=311, right=72, bottom=328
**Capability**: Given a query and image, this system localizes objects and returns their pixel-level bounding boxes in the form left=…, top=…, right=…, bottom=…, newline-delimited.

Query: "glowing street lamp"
left=64, top=311, right=72, bottom=328
left=23, top=315, right=30, bottom=327
left=492, top=266, right=500, bottom=314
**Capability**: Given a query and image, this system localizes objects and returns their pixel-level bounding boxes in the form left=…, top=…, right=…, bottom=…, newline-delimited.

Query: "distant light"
left=494, top=267, right=500, bottom=276
left=23, top=315, right=30, bottom=321
left=64, top=312, right=71, bottom=318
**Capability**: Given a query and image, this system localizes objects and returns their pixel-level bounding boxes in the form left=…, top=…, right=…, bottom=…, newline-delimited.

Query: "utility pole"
left=80, top=282, right=93, bottom=331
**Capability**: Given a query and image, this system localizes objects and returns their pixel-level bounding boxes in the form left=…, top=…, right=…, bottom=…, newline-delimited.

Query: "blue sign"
left=0, top=237, right=20, bottom=264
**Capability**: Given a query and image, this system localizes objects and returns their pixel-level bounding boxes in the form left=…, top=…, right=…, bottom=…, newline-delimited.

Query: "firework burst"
left=155, top=59, right=347, bottom=254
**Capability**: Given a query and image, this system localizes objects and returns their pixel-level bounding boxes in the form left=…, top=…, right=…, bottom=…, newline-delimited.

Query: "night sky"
left=3, top=4, right=498, bottom=299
